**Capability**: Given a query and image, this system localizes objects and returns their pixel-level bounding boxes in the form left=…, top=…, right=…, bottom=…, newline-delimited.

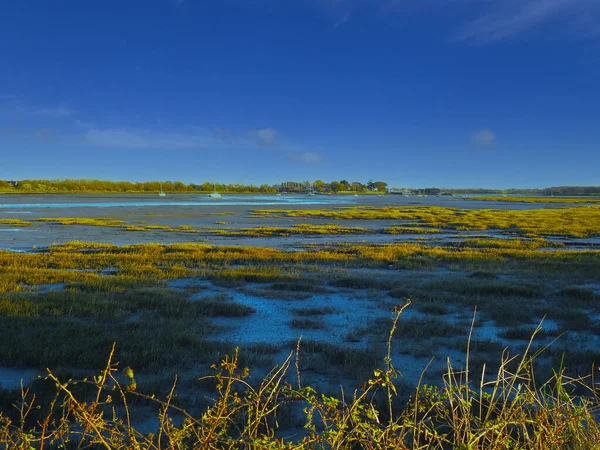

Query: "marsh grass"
left=212, top=224, right=372, bottom=237
left=292, top=306, right=337, bottom=316
left=548, top=309, right=593, bottom=331
left=498, top=325, right=559, bottom=340
left=0, top=240, right=599, bottom=423
left=269, top=280, right=330, bottom=293
left=240, top=287, right=313, bottom=300
left=383, top=226, right=442, bottom=234
left=558, top=286, right=599, bottom=305
left=32, top=217, right=204, bottom=234
left=192, top=296, right=256, bottom=317
left=424, top=277, right=544, bottom=299
left=289, top=318, right=326, bottom=330
left=253, top=204, right=600, bottom=237
left=0, top=219, right=32, bottom=226
left=2, top=239, right=598, bottom=299
left=468, top=271, right=500, bottom=280
left=3, top=306, right=600, bottom=449
left=331, top=277, right=392, bottom=290
left=417, top=301, right=449, bottom=315
left=299, top=339, right=384, bottom=379
left=388, top=287, right=412, bottom=299
left=0, top=316, right=223, bottom=370
left=395, top=318, right=466, bottom=340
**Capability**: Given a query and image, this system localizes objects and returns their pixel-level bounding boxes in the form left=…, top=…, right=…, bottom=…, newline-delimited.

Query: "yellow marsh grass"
left=33, top=217, right=203, bottom=233
left=30, top=218, right=375, bottom=236
left=0, top=219, right=32, bottom=226
left=253, top=205, right=600, bottom=238
left=31, top=219, right=432, bottom=236
left=456, top=237, right=564, bottom=249
left=383, top=226, right=441, bottom=234
left=213, top=224, right=371, bottom=237
left=0, top=241, right=598, bottom=296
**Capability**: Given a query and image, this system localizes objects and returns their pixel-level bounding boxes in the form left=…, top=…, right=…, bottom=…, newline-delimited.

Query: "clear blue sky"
left=1, top=0, right=599, bottom=188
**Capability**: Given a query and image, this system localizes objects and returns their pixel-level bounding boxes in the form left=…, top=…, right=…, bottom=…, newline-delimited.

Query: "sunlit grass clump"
left=0, top=218, right=32, bottom=226
left=33, top=217, right=203, bottom=233
left=383, top=226, right=441, bottom=234
left=0, top=240, right=598, bottom=298
left=213, top=223, right=372, bottom=237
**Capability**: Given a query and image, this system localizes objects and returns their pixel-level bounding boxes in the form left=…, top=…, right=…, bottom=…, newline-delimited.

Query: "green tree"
left=373, top=181, right=388, bottom=192
left=329, top=181, right=341, bottom=192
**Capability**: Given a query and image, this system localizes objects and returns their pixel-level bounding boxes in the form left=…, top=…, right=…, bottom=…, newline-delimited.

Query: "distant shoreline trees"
left=0, top=179, right=598, bottom=196
left=0, top=179, right=388, bottom=194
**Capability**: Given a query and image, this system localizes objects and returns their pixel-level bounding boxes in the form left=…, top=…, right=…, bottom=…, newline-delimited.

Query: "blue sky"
left=0, top=0, right=599, bottom=188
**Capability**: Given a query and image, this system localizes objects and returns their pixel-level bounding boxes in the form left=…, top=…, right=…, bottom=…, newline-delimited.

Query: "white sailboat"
left=159, top=182, right=166, bottom=197
left=208, top=182, right=221, bottom=199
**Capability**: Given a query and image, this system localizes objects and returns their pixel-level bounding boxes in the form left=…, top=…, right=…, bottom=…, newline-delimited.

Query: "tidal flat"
left=1, top=193, right=599, bottom=250
left=1, top=193, right=599, bottom=445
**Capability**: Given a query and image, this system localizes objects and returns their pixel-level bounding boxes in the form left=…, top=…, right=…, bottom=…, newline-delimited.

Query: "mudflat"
left=0, top=194, right=590, bottom=250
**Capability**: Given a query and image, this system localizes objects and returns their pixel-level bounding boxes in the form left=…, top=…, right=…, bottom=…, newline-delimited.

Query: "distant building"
left=388, top=187, right=412, bottom=195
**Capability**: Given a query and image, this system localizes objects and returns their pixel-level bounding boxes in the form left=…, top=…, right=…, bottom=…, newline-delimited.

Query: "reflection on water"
left=0, top=195, right=352, bottom=209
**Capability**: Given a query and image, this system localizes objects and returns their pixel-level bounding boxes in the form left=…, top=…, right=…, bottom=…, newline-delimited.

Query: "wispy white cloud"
left=3, top=94, right=320, bottom=160
left=471, top=128, right=496, bottom=148
left=37, top=106, right=74, bottom=118
left=0, top=126, right=55, bottom=143
left=33, top=128, right=54, bottom=142
left=0, top=97, right=75, bottom=119
left=82, top=125, right=303, bottom=155
left=289, top=151, right=324, bottom=163
left=247, top=127, right=280, bottom=147
left=0, top=94, right=17, bottom=101
left=84, top=127, right=231, bottom=150
left=454, top=0, right=600, bottom=43
left=322, top=0, right=407, bottom=28
left=317, top=0, right=600, bottom=42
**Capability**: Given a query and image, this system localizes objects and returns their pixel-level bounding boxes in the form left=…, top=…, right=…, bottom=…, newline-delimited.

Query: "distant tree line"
left=441, top=188, right=544, bottom=195
left=542, top=186, right=600, bottom=196
left=277, top=180, right=387, bottom=193
left=439, top=187, right=600, bottom=196
left=0, top=179, right=387, bottom=194
left=1, top=179, right=598, bottom=196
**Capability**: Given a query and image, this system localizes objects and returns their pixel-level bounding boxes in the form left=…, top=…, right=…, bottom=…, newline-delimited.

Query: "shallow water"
left=0, top=195, right=353, bottom=209
left=0, top=367, right=40, bottom=389
left=211, top=291, right=389, bottom=346
left=0, top=194, right=596, bottom=251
